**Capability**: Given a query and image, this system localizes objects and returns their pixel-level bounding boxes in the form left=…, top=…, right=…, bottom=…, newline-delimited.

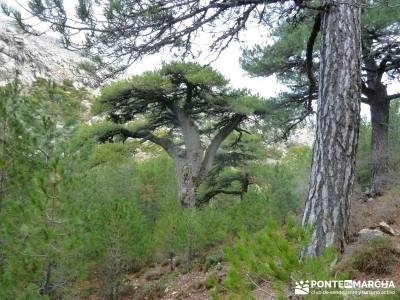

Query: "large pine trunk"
left=174, top=112, right=204, bottom=208
left=370, top=99, right=390, bottom=196
left=302, top=0, right=362, bottom=256
left=175, top=160, right=198, bottom=208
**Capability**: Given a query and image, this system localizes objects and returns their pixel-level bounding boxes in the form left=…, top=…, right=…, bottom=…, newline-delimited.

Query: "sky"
left=6, top=0, right=379, bottom=118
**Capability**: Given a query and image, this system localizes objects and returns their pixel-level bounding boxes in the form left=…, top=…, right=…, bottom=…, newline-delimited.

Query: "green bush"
left=85, top=198, right=152, bottom=298
left=0, top=80, right=89, bottom=299
left=217, top=218, right=343, bottom=299
left=206, top=272, right=220, bottom=289
left=242, top=145, right=311, bottom=222
left=153, top=204, right=229, bottom=263
left=0, top=161, right=88, bottom=299
left=203, top=251, right=224, bottom=272
left=351, top=237, right=399, bottom=275
left=355, top=119, right=373, bottom=189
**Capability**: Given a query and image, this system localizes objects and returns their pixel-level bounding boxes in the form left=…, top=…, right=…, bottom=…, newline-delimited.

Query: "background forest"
left=1, top=76, right=399, bottom=299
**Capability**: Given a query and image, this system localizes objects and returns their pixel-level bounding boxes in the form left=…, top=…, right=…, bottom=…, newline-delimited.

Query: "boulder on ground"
left=358, top=228, right=384, bottom=242
left=378, top=221, right=399, bottom=236
left=144, top=268, right=163, bottom=281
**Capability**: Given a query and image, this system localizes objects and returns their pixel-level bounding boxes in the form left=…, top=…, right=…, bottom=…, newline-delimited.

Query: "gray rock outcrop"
left=0, top=16, right=98, bottom=88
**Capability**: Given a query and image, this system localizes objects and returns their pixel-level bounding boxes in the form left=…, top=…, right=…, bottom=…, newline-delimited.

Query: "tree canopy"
left=241, top=3, right=400, bottom=106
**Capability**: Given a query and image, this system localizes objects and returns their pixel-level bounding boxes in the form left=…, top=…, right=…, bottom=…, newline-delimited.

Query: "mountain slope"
left=0, top=17, right=97, bottom=87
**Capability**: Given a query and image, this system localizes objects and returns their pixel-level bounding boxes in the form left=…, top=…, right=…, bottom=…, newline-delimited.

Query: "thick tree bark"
left=361, top=56, right=394, bottom=196
left=302, top=0, right=362, bottom=257
left=175, top=110, right=204, bottom=208
left=198, top=114, right=245, bottom=181
left=177, top=109, right=203, bottom=176
left=175, top=159, right=198, bottom=208
left=370, top=98, right=390, bottom=196
left=361, top=47, right=391, bottom=197
left=174, top=113, right=245, bottom=208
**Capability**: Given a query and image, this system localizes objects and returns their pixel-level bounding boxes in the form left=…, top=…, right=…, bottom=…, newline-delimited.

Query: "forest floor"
left=344, top=184, right=400, bottom=288
left=87, top=184, right=400, bottom=300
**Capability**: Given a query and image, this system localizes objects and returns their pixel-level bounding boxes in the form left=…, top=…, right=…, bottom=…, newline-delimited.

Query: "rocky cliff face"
left=0, top=17, right=97, bottom=87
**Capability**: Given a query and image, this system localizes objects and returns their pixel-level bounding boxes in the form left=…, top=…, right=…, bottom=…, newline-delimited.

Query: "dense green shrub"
left=351, top=237, right=400, bottom=275
left=355, top=119, right=373, bottom=189
left=242, top=145, right=311, bottom=222
left=215, top=218, right=343, bottom=299
left=0, top=80, right=89, bottom=299
left=153, top=203, right=230, bottom=263
left=85, top=199, right=152, bottom=298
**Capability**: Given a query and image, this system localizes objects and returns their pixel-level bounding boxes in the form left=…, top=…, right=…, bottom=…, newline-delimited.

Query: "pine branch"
left=97, top=127, right=178, bottom=158
left=305, top=12, right=321, bottom=113
left=387, top=93, right=400, bottom=101
left=198, top=114, right=246, bottom=181
left=197, top=189, right=243, bottom=207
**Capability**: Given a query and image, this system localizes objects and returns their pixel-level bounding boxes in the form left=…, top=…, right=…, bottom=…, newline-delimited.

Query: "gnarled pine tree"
left=92, top=62, right=264, bottom=208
